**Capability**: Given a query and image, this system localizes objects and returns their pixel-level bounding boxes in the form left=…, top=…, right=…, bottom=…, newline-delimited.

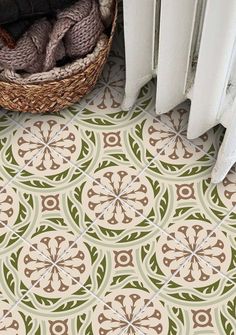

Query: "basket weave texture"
left=0, top=1, right=117, bottom=114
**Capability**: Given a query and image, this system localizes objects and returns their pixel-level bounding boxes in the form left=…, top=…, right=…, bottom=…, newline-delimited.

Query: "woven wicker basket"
left=0, top=1, right=117, bottom=114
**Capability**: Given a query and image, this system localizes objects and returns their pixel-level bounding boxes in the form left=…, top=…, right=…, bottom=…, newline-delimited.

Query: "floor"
left=0, top=6, right=236, bottom=335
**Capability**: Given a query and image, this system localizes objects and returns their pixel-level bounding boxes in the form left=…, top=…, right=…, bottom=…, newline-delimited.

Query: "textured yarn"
left=0, top=34, right=108, bottom=84
left=99, top=0, right=114, bottom=27
left=0, top=19, right=53, bottom=73
left=44, top=0, right=104, bottom=71
left=0, top=0, right=104, bottom=74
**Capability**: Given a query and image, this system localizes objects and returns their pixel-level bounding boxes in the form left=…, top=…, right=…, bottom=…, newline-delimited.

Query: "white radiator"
left=123, top=0, right=236, bottom=183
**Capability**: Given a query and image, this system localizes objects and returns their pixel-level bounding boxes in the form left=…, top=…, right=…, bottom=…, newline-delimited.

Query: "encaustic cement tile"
left=86, top=252, right=236, bottom=335
left=43, top=108, right=175, bottom=203
left=0, top=153, right=122, bottom=264
left=0, top=261, right=127, bottom=335
left=108, top=247, right=235, bottom=335
left=1, top=226, right=235, bottom=335
left=201, top=214, right=236, bottom=286
left=73, top=70, right=155, bottom=132
left=6, top=128, right=95, bottom=193
left=0, top=206, right=193, bottom=335
left=138, top=129, right=230, bottom=210
left=0, top=115, right=46, bottom=184
left=129, top=272, right=236, bottom=334
left=116, top=134, right=235, bottom=274
left=154, top=102, right=225, bottom=159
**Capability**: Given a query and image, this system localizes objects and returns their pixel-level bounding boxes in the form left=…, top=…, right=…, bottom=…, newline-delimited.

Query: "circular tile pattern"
left=92, top=289, right=168, bottom=335
left=83, top=166, right=153, bottom=228
left=156, top=221, right=231, bottom=287
left=18, top=232, right=91, bottom=297
left=12, top=119, right=81, bottom=176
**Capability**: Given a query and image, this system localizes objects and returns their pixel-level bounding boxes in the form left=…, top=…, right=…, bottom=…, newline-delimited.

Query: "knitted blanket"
left=0, top=0, right=104, bottom=73
left=0, top=0, right=114, bottom=48
left=0, top=0, right=77, bottom=47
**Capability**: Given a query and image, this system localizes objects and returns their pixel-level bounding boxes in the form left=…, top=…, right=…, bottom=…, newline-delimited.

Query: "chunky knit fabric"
left=44, top=0, right=104, bottom=71
left=0, top=0, right=104, bottom=74
left=99, top=0, right=114, bottom=27
left=0, top=0, right=114, bottom=48
left=0, top=0, right=76, bottom=47
left=0, top=19, right=53, bottom=73
left=0, top=18, right=40, bottom=48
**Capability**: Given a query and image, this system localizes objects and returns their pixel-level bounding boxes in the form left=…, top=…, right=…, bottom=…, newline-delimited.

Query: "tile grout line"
left=50, top=196, right=119, bottom=264
left=128, top=240, right=236, bottom=327
left=118, top=197, right=236, bottom=285
left=118, top=197, right=194, bottom=253
left=0, top=145, right=46, bottom=195
left=48, top=145, right=115, bottom=195
left=46, top=83, right=114, bottom=146
left=196, top=254, right=236, bottom=287
left=0, top=210, right=136, bottom=327
left=0, top=264, right=54, bottom=324
left=2, top=84, right=234, bottom=329
left=0, top=218, right=133, bottom=327
left=47, top=133, right=228, bottom=264
left=5, top=113, right=51, bottom=147
left=189, top=203, right=236, bottom=257
left=0, top=196, right=118, bottom=273
left=140, top=104, right=188, bottom=134
left=124, top=252, right=196, bottom=328
left=140, top=103, right=222, bottom=162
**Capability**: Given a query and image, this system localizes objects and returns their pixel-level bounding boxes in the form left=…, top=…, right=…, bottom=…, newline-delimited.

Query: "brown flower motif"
left=18, top=232, right=91, bottom=297
left=49, top=320, right=69, bottom=335
left=12, top=118, right=80, bottom=175
left=0, top=185, right=19, bottom=230
left=103, top=132, right=122, bottom=148
left=157, top=108, right=188, bottom=133
left=145, top=109, right=212, bottom=161
left=0, top=302, right=25, bottom=334
left=192, top=309, right=213, bottom=328
left=156, top=221, right=231, bottom=287
left=175, top=183, right=196, bottom=200
left=91, top=64, right=124, bottom=110
left=217, top=171, right=236, bottom=208
left=41, top=195, right=60, bottom=212
left=84, top=167, right=153, bottom=228
left=114, top=250, right=134, bottom=268
left=92, top=289, right=168, bottom=335
left=144, top=118, right=177, bottom=157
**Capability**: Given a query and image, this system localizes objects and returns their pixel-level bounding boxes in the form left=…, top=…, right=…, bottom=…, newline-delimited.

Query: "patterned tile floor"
left=1, top=11, right=236, bottom=335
